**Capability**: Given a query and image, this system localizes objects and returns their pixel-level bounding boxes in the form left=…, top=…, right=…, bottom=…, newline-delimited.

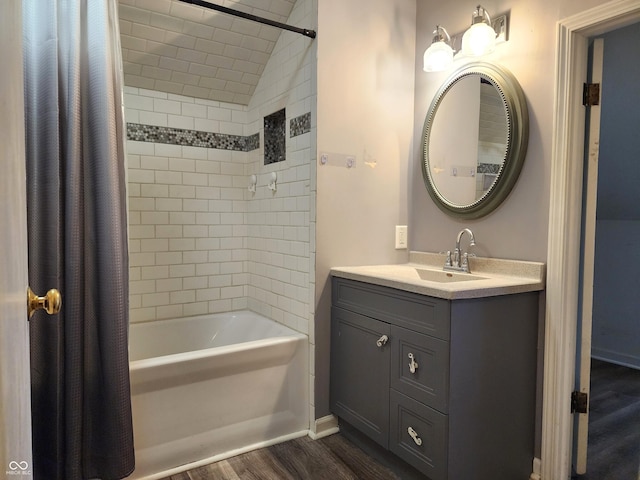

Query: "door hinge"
left=571, top=391, right=588, bottom=414
left=583, top=83, right=600, bottom=106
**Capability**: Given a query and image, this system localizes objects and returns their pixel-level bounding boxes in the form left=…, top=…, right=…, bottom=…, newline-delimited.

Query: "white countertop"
left=330, top=251, right=546, bottom=300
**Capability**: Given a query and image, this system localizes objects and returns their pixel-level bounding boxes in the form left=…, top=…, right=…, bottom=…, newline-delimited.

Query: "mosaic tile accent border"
left=245, top=133, right=260, bottom=152
left=477, top=162, right=501, bottom=174
left=264, top=109, right=286, bottom=165
left=290, top=112, right=311, bottom=138
left=126, top=123, right=260, bottom=152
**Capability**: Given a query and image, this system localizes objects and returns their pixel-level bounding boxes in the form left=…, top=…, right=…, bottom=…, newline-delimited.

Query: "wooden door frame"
left=540, top=1, right=640, bottom=478
left=574, top=36, right=603, bottom=475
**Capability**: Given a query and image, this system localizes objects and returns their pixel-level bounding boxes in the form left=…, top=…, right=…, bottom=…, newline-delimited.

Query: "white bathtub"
left=128, top=310, right=309, bottom=480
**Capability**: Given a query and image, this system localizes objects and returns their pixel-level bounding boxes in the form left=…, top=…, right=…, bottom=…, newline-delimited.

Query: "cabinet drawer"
left=389, top=390, right=447, bottom=480
left=330, top=307, right=391, bottom=448
left=332, top=277, right=450, bottom=340
left=391, top=325, right=449, bottom=413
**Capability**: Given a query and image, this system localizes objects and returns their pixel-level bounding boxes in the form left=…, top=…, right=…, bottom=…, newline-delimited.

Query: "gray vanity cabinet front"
left=330, top=276, right=539, bottom=480
left=330, top=306, right=391, bottom=448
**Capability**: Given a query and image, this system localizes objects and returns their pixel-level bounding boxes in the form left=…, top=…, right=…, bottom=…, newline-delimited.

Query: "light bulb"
left=461, top=22, right=496, bottom=56
left=423, top=25, right=454, bottom=73
left=423, top=42, right=454, bottom=72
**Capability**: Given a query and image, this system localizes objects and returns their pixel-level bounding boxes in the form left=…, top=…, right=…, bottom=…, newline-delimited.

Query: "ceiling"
left=118, top=0, right=297, bottom=105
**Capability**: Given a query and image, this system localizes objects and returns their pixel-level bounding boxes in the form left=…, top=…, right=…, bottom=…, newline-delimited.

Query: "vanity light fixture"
left=460, top=5, right=497, bottom=57
left=423, top=25, right=454, bottom=72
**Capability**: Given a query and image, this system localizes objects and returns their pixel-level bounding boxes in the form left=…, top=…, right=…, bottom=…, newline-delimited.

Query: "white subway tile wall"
left=125, top=11, right=315, bottom=324
left=126, top=100, right=249, bottom=322
left=244, top=0, right=315, bottom=338
left=124, top=0, right=316, bottom=422
left=119, top=0, right=298, bottom=104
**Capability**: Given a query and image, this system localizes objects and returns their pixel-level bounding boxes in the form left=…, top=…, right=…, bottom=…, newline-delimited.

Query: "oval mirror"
left=422, top=62, right=529, bottom=219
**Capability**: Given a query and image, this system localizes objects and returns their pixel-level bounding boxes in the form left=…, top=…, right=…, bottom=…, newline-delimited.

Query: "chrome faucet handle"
left=461, top=252, right=470, bottom=271
left=461, top=252, right=477, bottom=273
left=444, top=251, right=452, bottom=267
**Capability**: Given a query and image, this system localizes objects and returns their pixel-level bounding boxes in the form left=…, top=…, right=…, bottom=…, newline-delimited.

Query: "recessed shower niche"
left=264, top=108, right=286, bottom=165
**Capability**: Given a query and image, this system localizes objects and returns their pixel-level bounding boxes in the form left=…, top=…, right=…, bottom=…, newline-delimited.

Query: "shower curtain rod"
left=177, top=0, right=317, bottom=39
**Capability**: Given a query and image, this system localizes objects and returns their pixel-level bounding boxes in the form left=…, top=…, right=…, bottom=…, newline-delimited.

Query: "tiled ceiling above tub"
left=118, top=0, right=296, bottom=105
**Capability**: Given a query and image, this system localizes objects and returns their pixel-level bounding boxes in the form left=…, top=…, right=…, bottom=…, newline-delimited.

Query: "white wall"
left=315, top=0, right=416, bottom=417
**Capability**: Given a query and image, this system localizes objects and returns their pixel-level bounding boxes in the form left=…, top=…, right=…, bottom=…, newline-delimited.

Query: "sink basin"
left=414, top=268, right=487, bottom=283
left=331, top=252, right=546, bottom=299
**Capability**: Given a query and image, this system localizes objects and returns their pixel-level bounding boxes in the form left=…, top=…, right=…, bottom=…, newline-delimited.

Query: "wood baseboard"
left=308, top=414, right=339, bottom=440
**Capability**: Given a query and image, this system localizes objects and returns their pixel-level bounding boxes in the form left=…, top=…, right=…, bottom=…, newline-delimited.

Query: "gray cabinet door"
left=330, top=306, right=391, bottom=448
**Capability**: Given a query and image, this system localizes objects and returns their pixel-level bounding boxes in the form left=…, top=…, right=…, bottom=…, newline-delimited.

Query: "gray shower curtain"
left=23, top=1, right=135, bottom=479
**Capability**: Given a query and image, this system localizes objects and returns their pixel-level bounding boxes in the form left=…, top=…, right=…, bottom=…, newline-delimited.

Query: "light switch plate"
left=395, top=225, right=408, bottom=249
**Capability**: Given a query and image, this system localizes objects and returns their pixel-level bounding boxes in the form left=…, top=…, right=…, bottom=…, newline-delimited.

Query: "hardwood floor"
left=577, top=359, right=640, bottom=479
left=160, top=434, right=401, bottom=480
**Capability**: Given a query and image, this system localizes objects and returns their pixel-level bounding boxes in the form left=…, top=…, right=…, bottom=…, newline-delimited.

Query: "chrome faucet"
left=444, top=228, right=476, bottom=273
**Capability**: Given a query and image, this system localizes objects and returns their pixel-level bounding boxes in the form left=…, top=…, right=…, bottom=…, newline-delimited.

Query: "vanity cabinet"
left=330, top=277, right=539, bottom=480
left=330, top=307, right=391, bottom=447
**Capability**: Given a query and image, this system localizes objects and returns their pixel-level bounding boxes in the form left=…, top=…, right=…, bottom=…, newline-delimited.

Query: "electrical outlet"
left=395, top=225, right=408, bottom=249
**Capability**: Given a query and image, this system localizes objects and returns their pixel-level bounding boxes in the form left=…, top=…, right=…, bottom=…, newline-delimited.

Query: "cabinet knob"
left=408, top=426, right=423, bottom=446
left=376, top=334, right=388, bottom=347
left=408, top=352, right=419, bottom=374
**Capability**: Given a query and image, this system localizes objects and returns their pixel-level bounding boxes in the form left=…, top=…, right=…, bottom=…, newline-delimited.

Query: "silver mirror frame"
left=421, top=62, right=529, bottom=219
